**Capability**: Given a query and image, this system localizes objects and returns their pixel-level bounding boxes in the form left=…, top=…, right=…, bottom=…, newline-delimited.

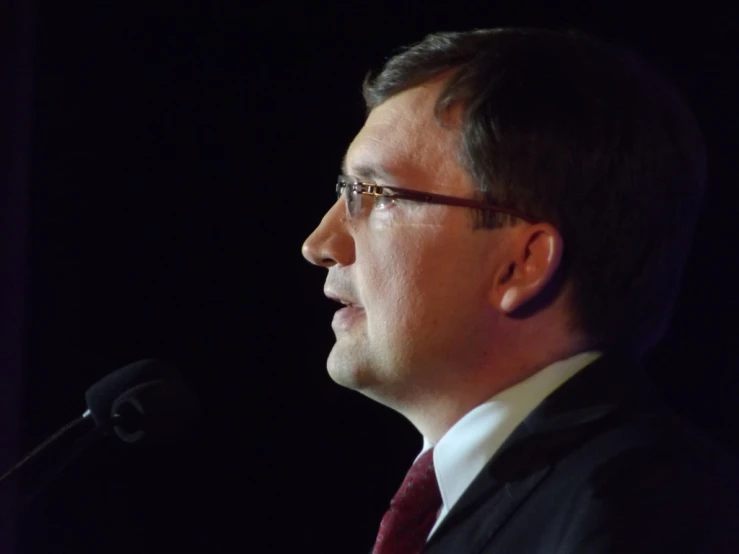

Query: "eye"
left=374, top=195, right=397, bottom=210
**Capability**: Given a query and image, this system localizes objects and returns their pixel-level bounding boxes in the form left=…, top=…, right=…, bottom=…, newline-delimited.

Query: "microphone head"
left=111, top=378, right=200, bottom=444
left=85, top=359, right=200, bottom=444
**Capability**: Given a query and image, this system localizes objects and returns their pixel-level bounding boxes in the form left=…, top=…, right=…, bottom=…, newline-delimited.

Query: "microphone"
left=84, top=358, right=200, bottom=444
left=0, top=358, right=200, bottom=526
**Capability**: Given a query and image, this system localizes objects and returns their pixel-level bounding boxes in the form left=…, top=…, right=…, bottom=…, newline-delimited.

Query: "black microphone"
left=84, top=358, right=200, bottom=444
left=0, top=358, right=200, bottom=527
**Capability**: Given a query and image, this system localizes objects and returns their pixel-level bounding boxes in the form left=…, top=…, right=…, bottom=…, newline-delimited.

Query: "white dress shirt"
left=419, top=350, right=603, bottom=539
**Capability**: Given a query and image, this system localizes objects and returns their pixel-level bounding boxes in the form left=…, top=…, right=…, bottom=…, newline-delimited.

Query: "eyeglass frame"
left=336, top=174, right=540, bottom=224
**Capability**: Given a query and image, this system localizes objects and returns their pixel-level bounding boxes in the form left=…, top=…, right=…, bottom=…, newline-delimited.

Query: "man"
left=301, top=28, right=739, bottom=553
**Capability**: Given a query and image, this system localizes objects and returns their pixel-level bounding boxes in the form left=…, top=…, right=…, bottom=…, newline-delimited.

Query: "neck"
left=401, top=335, right=593, bottom=444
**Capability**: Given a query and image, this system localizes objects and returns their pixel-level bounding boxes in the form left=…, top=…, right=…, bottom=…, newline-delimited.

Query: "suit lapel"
left=424, top=352, right=662, bottom=553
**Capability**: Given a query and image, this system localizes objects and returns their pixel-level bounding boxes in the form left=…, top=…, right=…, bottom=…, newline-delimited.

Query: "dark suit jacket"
left=420, top=353, right=739, bottom=553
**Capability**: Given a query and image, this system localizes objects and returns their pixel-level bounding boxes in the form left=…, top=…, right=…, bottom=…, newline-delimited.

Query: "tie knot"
left=373, top=448, right=441, bottom=554
left=390, top=448, right=440, bottom=510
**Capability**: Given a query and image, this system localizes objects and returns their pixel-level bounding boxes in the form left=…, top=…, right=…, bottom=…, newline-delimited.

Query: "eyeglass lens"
left=337, top=181, right=362, bottom=218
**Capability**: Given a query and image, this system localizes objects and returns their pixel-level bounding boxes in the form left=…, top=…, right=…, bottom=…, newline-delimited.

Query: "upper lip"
left=324, top=289, right=362, bottom=308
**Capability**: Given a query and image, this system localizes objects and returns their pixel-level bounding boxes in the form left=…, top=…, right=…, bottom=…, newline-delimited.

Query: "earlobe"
left=500, top=289, right=518, bottom=312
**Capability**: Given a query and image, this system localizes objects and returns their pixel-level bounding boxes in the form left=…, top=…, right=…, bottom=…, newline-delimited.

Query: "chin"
left=327, top=359, right=367, bottom=390
left=326, top=349, right=378, bottom=391
left=327, top=356, right=411, bottom=412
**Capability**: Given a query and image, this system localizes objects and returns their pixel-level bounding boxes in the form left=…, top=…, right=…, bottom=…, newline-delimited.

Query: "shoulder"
left=550, top=409, right=739, bottom=553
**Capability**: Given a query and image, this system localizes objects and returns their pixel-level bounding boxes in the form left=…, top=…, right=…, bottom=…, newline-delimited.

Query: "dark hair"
left=363, top=28, right=706, bottom=357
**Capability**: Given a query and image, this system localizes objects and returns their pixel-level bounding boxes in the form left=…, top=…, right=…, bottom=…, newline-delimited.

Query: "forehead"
left=344, top=80, right=466, bottom=191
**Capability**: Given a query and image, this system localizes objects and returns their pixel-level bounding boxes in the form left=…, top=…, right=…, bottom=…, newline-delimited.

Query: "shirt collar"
left=421, top=350, right=603, bottom=537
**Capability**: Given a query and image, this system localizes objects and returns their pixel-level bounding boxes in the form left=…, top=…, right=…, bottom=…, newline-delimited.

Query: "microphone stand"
left=0, top=412, right=90, bottom=487
left=0, top=413, right=107, bottom=529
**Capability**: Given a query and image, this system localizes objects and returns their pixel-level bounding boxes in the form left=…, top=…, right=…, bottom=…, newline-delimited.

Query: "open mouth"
left=332, top=302, right=365, bottom=330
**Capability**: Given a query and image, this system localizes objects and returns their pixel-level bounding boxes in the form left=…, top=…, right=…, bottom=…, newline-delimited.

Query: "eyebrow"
left=340, top=157, right=397, bottom=183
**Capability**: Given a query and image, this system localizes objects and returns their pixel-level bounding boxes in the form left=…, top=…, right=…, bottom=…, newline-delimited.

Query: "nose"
left=301, top=200, right=355, bottom=268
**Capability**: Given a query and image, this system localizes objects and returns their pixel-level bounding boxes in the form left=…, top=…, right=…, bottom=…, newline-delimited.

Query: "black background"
left=12, top=1, right=739, bottom=552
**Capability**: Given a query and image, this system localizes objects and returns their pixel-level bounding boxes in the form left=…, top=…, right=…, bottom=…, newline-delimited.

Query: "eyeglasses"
left=336, top=175, right=539, bottom=223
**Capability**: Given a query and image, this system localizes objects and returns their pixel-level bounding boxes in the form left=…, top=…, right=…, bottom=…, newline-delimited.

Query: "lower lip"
left=332, top=306, right=365, bottom=331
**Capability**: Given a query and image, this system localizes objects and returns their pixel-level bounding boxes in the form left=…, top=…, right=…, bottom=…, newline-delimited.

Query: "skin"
left=302, top=76, right=590, bottom=444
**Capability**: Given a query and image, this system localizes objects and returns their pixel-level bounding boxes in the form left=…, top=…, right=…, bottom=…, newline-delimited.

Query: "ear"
left=490, top=224, right=564, bottom=314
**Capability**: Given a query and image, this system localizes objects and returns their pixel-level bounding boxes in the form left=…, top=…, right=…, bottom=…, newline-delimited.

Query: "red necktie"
left=372, top=449, right=442, bottom=554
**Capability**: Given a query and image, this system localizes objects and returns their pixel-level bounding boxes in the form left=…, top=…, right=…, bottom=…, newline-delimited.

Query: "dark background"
left=2, top=1, right=737, bottom=552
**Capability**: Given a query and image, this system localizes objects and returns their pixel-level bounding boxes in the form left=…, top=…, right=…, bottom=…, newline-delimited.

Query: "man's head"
left=302, top=28, right=705, bottom=436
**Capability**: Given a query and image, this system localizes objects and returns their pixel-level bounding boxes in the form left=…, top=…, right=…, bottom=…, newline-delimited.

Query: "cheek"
left=365, top=244, right=421, bottom=307
left=361, top=223, right=453, bottom=329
